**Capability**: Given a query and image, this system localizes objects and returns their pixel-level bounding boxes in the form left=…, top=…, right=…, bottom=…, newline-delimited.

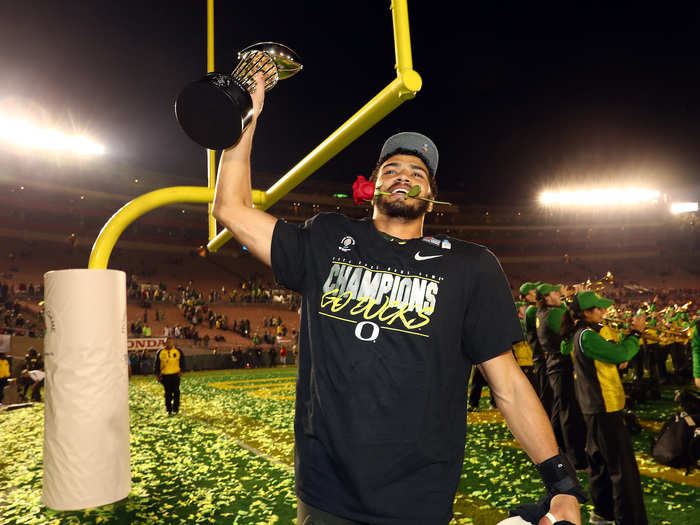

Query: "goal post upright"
left=88, top=0, right=421, bottom=268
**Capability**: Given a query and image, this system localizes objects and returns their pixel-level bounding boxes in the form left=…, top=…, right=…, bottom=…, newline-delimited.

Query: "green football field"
left=1, top=367, right=698, bottom=524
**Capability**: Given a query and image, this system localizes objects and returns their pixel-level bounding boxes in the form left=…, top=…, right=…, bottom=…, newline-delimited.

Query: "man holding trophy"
left=207, top=52, right=583, bottom=522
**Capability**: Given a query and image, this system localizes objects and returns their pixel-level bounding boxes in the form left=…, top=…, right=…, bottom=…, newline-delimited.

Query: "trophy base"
left=175, top=73, right=254, bottom=150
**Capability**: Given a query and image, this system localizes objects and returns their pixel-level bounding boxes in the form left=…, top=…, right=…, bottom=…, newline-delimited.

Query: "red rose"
left=352, top=175, right=376, bottom=205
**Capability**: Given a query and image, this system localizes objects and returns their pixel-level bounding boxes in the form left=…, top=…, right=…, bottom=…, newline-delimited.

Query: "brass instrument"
left=563, top=271, right=614, bottom=299
left=602, top=316, right=689, bottom=338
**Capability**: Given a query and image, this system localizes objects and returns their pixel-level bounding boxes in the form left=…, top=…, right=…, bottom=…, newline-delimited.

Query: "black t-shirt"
left=271, top=213, right=522, bottom=525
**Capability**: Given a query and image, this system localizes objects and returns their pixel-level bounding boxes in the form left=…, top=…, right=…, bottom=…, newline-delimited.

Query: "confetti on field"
left=1, top=369, right=698, bottom=524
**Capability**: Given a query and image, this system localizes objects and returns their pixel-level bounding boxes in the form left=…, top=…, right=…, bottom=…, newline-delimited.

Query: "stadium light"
left=539, top=187, right=661, bottom=206
left=670, top=202, right=699, bottom=214
left=0, top=113, right=104, bottom=155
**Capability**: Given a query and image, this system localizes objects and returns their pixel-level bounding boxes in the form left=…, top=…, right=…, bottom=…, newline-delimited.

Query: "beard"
left=374, top=193, right=430, bottom=219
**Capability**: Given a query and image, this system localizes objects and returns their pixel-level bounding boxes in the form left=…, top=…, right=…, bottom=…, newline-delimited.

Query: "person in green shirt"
left=561, top=291, right=647, bottom=525
left=514, top=301, right=536, bottom=388
left=692, top=311, right=700, bottom=389
left=520, top=281, right=552, bottom=415
left=536, top=283, right=587, bottom=470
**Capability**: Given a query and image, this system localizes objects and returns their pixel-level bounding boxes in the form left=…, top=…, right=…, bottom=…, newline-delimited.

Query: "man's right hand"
left=211, top=71, right=277, bottom=268
left=250, top=72, right=266, bottom=122
left=156, top=375, right=162, bottom=382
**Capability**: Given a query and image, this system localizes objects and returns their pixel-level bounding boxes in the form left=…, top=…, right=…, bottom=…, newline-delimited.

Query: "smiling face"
left=372, top=154, right=434, bottom=220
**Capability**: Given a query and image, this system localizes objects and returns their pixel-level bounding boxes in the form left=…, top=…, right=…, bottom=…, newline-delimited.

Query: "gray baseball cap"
left=379, top=132, right=438, bottom=177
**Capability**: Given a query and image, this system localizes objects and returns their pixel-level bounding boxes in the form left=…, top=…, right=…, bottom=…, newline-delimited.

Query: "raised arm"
left=212, top=72, right=278, bottom=267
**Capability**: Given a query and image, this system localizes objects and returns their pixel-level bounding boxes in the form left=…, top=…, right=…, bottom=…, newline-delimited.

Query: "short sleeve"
left=270, top=218, right=309, bottom=293
left=461, top=249, right=523, bottom=364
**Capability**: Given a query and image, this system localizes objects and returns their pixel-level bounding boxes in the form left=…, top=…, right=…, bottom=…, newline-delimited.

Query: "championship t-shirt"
left=271, top=213, right=523, bottom=525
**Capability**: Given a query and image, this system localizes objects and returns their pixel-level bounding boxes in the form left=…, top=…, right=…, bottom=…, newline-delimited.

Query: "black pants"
left=18, top=376, right=43, bottom=401
left=297, top=499, right=368, bottom=525
left=161, top=374, right=180, bottom=413
left=533, top=358, right=553, bottom=417
left=548, top=370, right=587, bottom=468
left=0, top=377, right=8, bottom=403
left=642, top=342, right=658, bottom=381
left=656, top=344, right=671, bottom=383
left=468, top=368, right=494, bottom=408
left=628, top=344, right=645, bottom=381
left=583, top=411, right=648, bottom=525
left=670, top=342, right=690, bottom=381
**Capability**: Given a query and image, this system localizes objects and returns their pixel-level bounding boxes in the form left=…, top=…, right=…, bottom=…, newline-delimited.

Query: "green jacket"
left=562, top=324, right=639, bottom=413
left=692, top=320, right=700, bottom=379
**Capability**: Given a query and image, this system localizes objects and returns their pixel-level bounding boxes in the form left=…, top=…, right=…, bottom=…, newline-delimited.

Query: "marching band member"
left=536, top=283, right=587, bottom=469
left=521, top=282, right=553, bottom=415
left=514, top=301, right=536, bottom=389
left=692, top=310, right=700, bottom=389
left=560, top=291, right=648, bottom=525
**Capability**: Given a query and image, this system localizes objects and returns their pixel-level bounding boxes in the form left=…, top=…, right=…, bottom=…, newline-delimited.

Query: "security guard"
left=154, top=337, right=185, bottom=415
left=536, top=283, right=587, bottom=469
left=0, top=351, right=11, bottom=405
left=561, top=291, right=648, bottom=525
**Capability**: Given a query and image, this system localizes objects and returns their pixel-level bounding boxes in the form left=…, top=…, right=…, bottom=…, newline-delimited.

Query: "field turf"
left=1, top=367, right=698, bottom=524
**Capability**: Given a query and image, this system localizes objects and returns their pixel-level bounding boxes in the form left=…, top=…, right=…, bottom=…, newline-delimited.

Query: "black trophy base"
left=175, top=73, right=254, bottom=150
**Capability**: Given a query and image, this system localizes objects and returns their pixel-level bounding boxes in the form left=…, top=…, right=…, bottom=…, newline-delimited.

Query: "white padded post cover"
left=42, top=269, right=130, bottom=510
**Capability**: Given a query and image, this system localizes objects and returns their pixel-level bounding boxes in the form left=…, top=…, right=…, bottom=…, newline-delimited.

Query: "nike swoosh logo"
left=414, top=252, right=443, bottom=261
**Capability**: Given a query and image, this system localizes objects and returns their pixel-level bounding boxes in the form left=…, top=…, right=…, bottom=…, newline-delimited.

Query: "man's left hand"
left=178, top=371, right=183, bottom=378
left=538, top=494, right=580, bottom=525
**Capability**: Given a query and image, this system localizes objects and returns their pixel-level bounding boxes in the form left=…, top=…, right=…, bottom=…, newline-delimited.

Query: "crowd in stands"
left=127, top=276, right=299, bottom=348
left=128, top=276, right=301, bottom=309
left=0, top=294, right=43, bottom=338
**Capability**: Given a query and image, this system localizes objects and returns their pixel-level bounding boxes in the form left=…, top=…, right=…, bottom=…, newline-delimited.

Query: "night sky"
left=2, top=1, right=700, bottom=204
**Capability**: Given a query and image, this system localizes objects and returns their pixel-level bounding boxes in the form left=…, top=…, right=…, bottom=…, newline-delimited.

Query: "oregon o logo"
left=355, top=321, right=380, bottom=342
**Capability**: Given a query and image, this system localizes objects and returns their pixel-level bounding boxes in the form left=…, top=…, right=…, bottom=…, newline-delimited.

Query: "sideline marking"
left=208, top=379, right=295, bottom=391
left=210, top=377, right=296, bottom=385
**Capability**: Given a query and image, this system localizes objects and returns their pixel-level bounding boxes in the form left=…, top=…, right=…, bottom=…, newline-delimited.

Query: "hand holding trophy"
left=175, top=42, right=302, bottom=150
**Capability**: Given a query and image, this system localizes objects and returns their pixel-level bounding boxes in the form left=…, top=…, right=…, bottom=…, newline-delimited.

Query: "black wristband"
left=536, top=454, right=587, bottom=504
left=629, top=329, right=642, bottom=338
